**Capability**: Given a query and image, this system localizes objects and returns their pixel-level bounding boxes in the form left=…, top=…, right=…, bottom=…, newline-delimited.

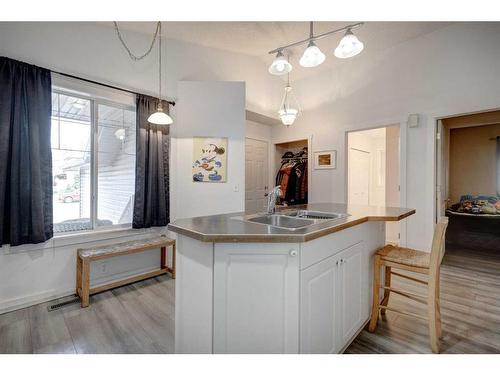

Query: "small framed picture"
left=314, top=150, right=337, bottom=169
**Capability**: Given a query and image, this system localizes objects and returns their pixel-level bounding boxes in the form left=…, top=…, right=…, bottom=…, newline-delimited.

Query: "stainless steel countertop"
left=167, top=203, right=415, bottom=243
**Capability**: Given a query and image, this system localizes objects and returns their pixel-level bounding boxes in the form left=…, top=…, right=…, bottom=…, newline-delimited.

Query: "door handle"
left=289, top=250, right=298, bottom=257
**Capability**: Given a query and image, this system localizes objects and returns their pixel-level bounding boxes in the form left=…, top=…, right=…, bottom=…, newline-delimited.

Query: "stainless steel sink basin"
left=247, top=214, right=315, bottom=229
left=284, top=210, right=349, bottom=220
left=234, top=210, right=350, bottom=231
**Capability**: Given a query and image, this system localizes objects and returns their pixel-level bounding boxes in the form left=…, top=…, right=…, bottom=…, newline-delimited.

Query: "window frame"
left=51, top=79, right=136, bottom=236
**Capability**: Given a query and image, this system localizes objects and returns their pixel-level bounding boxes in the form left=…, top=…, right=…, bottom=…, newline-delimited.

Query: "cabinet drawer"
left=300, top=223, right=367, bottom=270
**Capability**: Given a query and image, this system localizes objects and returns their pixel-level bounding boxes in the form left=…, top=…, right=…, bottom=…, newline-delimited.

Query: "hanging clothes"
left=275, top=149, right=308, bottom=205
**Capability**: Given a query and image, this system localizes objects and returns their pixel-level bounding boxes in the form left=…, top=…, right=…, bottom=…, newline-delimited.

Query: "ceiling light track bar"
left=268, top=22, right=364, bottom=55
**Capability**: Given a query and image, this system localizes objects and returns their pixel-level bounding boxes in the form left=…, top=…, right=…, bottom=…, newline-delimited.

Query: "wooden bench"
left=76, top=235, right=176, bottom=307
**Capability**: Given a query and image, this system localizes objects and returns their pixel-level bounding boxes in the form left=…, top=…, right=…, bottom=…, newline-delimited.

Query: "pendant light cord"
left=114, top=21, right=160, bottom=61
left=158, top=21, right=162, bottom=107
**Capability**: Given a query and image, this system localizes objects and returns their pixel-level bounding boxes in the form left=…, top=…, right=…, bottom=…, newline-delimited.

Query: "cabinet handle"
left=289, top=250, right=298, bottom=257
left=336, top=260, right=339, bottom=266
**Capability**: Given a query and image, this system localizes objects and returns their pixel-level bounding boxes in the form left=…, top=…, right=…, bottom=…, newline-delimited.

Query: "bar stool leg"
left=380, top=266, right=391, bottom=315
left=368, top=255, right=381, bottom=332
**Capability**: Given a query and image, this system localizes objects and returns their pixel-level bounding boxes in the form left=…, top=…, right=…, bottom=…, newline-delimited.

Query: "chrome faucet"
left=266, top=186, right=282, bottom=214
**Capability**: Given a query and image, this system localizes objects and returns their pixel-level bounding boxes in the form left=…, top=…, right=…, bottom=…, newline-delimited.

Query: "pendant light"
left=148, top=22, right=173, bottom=125
left=278, top=70, right=300, bottom=127
left=334, top=28, right=364, bottom=59
left=299, top=22, right=325, bottom=68
left=269, top=50, right=293, bottom=75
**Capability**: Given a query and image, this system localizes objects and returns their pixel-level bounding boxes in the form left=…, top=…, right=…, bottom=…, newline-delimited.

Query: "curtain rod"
left=52, top=70, right=176, bottom=106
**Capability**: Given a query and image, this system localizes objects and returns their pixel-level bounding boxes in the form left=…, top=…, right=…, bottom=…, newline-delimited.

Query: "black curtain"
left=133, top=95, right=170, bottom=228
left=0, top=57, right=53, bottom=246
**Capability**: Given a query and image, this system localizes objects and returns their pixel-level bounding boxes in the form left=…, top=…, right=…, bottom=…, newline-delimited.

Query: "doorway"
left=347, top=125, right=401, bottom=245
left=435, top=110, right=500, bottom=252
left=245, top=137, right=269, bottom=213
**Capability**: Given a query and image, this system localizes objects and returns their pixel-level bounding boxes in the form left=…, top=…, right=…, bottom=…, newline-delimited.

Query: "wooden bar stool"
left=368, top=217, right=449, bottom=353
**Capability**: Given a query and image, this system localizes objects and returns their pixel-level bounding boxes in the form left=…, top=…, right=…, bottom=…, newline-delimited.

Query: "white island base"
left=174, top=221, right=386, bottom=354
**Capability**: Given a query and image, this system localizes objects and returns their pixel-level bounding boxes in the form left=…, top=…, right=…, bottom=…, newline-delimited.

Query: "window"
left=51, top=87, right=136, bottom=234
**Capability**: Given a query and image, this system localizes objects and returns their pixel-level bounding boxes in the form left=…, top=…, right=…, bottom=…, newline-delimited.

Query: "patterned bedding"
left=449, top=195, right=500, bottom=215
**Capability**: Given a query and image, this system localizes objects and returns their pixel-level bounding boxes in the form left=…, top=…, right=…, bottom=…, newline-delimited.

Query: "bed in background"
left=446, top=195, right=500, bottom=251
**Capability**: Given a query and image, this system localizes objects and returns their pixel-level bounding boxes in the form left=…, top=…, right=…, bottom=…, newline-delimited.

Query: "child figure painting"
left=192, top=137, right=228, bottom=182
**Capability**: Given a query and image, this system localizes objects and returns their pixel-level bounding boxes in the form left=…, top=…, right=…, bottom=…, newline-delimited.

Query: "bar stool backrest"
left=429, top=216, right=449, bottom=275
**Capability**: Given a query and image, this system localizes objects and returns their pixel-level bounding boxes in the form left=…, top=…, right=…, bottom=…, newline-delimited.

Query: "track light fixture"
left=334, top=28, right=364, bottom=59
left=299, top=22, right=325, bottom=68
left=268, top=22, right=364, bottom=74
left=269, top=50, right=293, bottom=75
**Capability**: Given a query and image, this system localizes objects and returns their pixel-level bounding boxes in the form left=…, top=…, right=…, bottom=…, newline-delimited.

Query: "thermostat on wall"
left=407, top=113, right=420, bottom=128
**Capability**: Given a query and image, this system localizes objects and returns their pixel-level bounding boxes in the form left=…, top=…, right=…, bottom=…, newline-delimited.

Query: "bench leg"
left=161, top=246, right=167, bottom=269
left=171, top=242, right=176, bottom=279
left=81, top=259, right=90, bottom=308
left=76, top=256, right=82, bottom=297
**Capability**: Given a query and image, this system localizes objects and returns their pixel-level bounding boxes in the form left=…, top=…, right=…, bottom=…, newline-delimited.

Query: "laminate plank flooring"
left=346, top=245, right=500, bottom=354
left=0, top=245, right=498, bottom=354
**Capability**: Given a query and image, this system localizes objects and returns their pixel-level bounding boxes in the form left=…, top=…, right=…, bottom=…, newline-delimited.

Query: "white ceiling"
left=107, top=21, right=452, bottom=80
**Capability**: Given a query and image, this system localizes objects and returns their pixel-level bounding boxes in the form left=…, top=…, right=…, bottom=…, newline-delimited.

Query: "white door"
left=213, top=243, right=300, bottom=353
left=337, top=242, right=366, bottom=349
left=245, top=138, right=269, bottom=213
left=348, top=148, right=370, bottom=205
left=300, top=253, right=341, bottom=354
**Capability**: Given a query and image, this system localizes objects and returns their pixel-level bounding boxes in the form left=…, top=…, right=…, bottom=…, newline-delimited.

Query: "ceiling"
left=108, top=21, right=452, bottom=80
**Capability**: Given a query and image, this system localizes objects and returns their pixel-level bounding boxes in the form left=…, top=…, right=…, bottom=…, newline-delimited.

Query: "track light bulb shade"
left=334, top=29, right=364, bottom=59
left=299, top=41, right=326, bottom=67
left=269, top=51, right=292, bottom=75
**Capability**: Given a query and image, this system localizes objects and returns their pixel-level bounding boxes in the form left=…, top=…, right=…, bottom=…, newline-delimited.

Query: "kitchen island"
left=168, top=203, right=415, bottom=354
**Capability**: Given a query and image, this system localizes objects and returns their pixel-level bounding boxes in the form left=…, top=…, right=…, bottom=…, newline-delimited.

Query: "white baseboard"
left=0, top=264, right=164, bottom=315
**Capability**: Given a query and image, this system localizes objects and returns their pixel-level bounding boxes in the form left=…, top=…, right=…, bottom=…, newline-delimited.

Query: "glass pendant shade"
left=299, top=41, right=326, bottom=67
left=278, top=85, right=300, bottom=127
left=148, top=104, right=174, bottom=125
left=279, top=108, right=298, bottom=126
left=269, top=51, right=293, bottom=75
left=334, top=29, right=364, bottom=59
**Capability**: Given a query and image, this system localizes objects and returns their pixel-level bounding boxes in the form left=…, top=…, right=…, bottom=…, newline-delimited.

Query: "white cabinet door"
left=300, top=253, right=341, bottom=354
left=213, top=243, right=300, bottom=353
left=338, top=242, right=366, bottom=349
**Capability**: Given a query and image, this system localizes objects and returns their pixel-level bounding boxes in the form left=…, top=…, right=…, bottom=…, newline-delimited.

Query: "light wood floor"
left=0, top=245, right=499, bottom=354
left=346, top=245, right=500, bottom=354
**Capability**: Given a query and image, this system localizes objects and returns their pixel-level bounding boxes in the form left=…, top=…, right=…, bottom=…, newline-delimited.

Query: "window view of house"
left=51, top=91, right=135, bottom=233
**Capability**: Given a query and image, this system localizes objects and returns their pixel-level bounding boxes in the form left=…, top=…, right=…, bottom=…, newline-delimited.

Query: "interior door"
left=245, top=138, right=269, bottom=213
left=348, top=148, right=370, bottom=205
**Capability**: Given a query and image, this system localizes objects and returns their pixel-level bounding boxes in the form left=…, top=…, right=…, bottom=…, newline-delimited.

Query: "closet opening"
left=274, top=138, right=309, bottom=207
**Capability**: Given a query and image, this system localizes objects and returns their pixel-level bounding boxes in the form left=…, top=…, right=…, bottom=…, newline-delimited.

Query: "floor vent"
left=47, top=297, right=80, bottom=312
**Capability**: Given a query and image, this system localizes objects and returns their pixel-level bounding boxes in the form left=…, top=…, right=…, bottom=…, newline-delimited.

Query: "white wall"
left=272, top=22, right=500, bottom=251
left=172, top=81, right=246, bottom=219
left=0, top=22, right=277, bottom=313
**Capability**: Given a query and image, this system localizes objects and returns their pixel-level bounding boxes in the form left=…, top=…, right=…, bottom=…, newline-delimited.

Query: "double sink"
left=239, top=210, right=350, bottom=231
